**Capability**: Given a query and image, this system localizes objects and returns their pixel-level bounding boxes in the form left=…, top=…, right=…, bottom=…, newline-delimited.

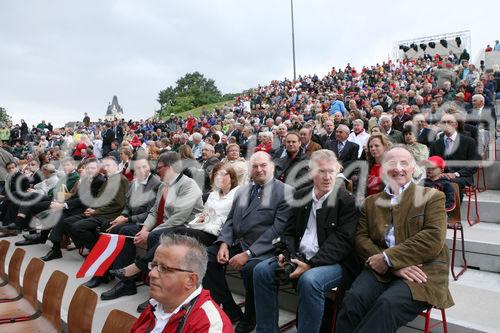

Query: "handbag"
left=55, top=183, right=73, bottom=203
left=187, top=208, right=217, bottom=233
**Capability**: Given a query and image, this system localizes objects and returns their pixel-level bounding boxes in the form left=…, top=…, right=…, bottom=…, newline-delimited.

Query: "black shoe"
left=235, top=319, right=256, bottom=333
left=84, top=274, right=113, bottom=289
left=23, top=233, right=40, bottom=240
left=5, top=223, right=19, bottom=230
left=40, top=249, right=62, bottom=262
left=137, top=299, right=150, bottom=313
left=108, top=268, right=126, bottom=280
left=101, top=280, right=137, bottom=301
left=23, top=233, right=43, bottom=240
left=15, top=235, right=46, bottom=246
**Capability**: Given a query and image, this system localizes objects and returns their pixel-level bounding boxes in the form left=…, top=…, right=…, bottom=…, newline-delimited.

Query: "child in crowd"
left=422, top=155, right=455, bottom=211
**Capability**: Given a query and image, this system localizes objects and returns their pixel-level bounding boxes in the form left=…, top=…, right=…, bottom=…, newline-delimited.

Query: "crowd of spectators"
left=0, top=51, right=498, bottom=333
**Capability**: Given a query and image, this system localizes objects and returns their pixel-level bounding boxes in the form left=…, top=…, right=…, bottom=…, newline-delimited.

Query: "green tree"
left=157, top=72, right=223, bottom=116
left=0, top=107, right=11, bottom=126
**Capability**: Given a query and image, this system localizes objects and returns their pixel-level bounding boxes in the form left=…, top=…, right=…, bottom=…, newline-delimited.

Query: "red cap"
left=427, top=156, right=446, bottom=169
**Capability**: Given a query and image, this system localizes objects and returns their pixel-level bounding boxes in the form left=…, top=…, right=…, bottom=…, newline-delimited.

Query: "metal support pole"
left=290, top=0, right=296, bottom=81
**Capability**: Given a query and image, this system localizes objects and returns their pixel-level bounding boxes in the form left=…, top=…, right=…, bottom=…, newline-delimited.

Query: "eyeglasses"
left=156, top=164, right=166, bottom=170
left=215, top=171, right=229, bottom=178
left=148, top=261, right=194, bottom=274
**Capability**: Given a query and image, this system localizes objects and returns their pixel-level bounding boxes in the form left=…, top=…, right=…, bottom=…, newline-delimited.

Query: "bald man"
left=325, top=124, right=359, bottom=170
left=202, top=152, right=294, bottom=333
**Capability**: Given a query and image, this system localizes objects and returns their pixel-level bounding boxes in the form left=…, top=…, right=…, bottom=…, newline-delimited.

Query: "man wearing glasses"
left=130, top=234, right=233, bottom=333
left=429, top=113, right=479, bottom=199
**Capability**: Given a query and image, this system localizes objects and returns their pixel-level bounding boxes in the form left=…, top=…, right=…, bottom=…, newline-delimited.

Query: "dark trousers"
left=335, top=269, right=428, bottom=333
left=0, top=199, right=19, bottom=225
left=135, top=226, right=217, bottom=272
left=202, top=244, right=262, bottom=323
left=48, top=210, right=86, bottom=245
left=109, top=223, right=142, bottom=269
left=69, top=216, right=111, bottom=249
left=18, top=194, right=52, bottom=216
left=451, top=177, right=471, bottom=202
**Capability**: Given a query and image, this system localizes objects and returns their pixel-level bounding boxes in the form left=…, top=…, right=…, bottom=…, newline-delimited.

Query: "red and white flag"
left=76, top=234, right=126, bottom=278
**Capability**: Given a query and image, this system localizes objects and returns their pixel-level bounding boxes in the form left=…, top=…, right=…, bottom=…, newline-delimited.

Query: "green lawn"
left=164, top=100, right=235, bottom=119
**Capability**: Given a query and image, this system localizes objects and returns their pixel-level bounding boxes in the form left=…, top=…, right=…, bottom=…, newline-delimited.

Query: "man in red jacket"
left=131, top=234, right=233, bottom=333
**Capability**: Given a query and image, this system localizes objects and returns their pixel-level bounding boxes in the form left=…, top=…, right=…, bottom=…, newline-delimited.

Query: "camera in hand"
left=272, top=237, right=304, bottom=285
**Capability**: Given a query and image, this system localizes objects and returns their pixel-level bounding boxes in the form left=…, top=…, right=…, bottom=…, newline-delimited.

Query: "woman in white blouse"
left=109, top=162, right=240, bottom=281
left=182, top=162, right=240, bottom=245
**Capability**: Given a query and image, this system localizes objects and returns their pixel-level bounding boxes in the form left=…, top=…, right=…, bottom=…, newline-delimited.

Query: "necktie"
left=249, top=184, right=262, bottom=204
left=445, top=137, right=453, bottom=155
left=338, top=142, right=344, bottom=154
left=122, top=162, right=128, bottom=176
left=155, top=186, right=169, bottom=227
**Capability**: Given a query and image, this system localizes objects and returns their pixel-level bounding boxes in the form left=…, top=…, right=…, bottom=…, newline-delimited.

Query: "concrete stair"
left=460, top=190, right=500, bottom=223
left=447, top=222, right=500, bottom=272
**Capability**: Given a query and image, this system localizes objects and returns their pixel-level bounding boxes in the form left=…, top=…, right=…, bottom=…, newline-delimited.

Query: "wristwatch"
left=245, top=250, right=253, bottom=258
left=454, top=172, right=460, bottom=178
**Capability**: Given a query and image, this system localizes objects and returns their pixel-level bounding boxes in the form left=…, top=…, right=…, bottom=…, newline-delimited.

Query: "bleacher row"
left=0, top=239, right=137, bottom=332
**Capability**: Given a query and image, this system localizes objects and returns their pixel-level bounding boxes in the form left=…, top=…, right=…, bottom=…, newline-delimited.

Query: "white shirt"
left=134, top=173, right=151, bottom=191
left=32, top=174, right=59, bottom=195
left=188, top=186, right=239, bottom=236
left=382, top=181, right=412, bottom=266
left=348, top=130, right=370, bottom=158
left=299, top=189, right=332, bottom=260
left=149, top=286, right=202, bottom=333
left=93, top=139, right=103, bottom=158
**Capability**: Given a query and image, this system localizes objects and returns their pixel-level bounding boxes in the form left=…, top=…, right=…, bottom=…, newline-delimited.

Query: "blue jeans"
left=253, top=257, right=343, bottom=333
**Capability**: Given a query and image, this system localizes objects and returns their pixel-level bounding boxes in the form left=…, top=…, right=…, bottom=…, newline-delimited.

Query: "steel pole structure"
left=290, top=0, right=297, bottom=81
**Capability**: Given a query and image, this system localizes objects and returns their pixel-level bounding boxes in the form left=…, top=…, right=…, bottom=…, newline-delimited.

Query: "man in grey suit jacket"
left=132, top=152, right=203, bottom=268
left=203, top=151, right=294, bottom=333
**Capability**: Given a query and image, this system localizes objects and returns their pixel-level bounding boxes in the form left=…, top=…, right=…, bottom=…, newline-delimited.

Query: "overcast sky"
left=1, top=0, right=497, bottom=127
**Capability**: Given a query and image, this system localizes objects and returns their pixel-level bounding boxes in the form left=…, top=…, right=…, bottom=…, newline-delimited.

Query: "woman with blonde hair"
left=221, top=143, right=248, bottom=185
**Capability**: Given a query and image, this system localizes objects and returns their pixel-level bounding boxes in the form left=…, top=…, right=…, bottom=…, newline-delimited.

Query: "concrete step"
left=478, top=163, right=499, bottom=190
left=446, top=222, right=500, bottom=272
left=404, top=269, right=500, bottom=333
left=460, top=189, right=500, bottom=223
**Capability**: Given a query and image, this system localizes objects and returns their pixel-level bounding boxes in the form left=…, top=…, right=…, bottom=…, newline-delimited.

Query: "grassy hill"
left=161, top=100, right=235, bottom=120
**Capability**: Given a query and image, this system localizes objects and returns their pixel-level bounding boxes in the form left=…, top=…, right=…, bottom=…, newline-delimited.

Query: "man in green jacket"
left=68, top=155, right=129, bottom=250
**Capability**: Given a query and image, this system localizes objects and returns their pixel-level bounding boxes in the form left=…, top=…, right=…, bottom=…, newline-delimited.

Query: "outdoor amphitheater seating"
left=0, top=257, right=44, bottom=322
left=447, top=183, right=468, bottom=280
left=101, top=309, right=137, bottom=333
left=0, top=247, right=25, bottom=301
left=0, top=270, right=68, bottom=332
left=0, top=240, right=10, bottom=286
